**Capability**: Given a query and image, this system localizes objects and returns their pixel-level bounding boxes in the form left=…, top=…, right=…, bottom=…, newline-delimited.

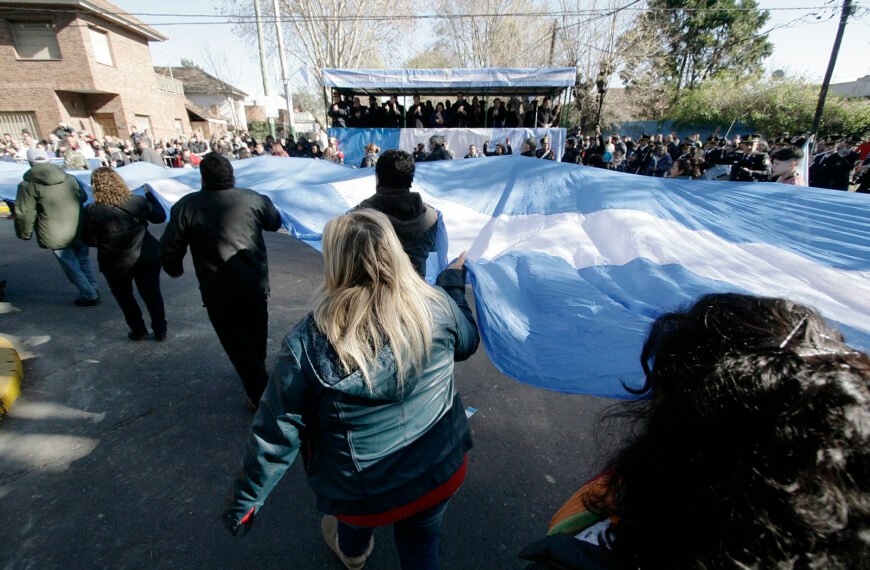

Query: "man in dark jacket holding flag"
left=161, top=153, right=282, bottom=406
left=352, top=149, right=439, bottom=278
left=14, top=148, right=100, bottom=305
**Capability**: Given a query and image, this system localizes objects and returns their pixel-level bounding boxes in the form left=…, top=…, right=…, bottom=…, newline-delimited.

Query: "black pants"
left=105, top=259, right=166, bottom=335
left=206, top=296, right=269, bottom=404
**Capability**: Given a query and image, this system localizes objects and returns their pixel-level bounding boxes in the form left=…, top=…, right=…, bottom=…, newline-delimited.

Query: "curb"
left=0, top=336, right=23, bottom=418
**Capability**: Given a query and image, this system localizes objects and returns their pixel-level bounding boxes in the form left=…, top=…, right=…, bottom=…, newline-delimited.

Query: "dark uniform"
left=810, top=138, right=861, bottom=191
left=627, top=138, right=655, bottom=176
left=856, top=156, right=870, bottom=194
left=729, top=136, right=770, bottom=182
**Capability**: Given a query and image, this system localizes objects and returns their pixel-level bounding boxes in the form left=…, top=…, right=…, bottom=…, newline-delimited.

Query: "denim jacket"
left=224, top=268, right=479, bottom=524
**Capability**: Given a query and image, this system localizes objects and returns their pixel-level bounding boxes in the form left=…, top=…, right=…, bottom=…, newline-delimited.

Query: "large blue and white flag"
left=2, top=157, right=868, bottom=398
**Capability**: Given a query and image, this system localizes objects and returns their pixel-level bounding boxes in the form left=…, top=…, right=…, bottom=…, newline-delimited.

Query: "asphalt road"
left=0, top=217, right=626, bottom=569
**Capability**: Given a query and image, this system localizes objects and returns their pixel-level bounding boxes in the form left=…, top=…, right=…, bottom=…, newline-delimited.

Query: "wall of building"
left=0, top=10, right=190, bottom=141
left=188, top=94, right=247, bottom=131
left=0, top=13, right=91, bottom=137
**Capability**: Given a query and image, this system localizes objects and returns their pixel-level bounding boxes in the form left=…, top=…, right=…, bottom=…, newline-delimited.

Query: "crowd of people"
left=329, top=93, right=562, bottom=130
left=0, top=123, right=347, bottom=171
left=5, top=114, right=867, bottom=192
left=551, top=128, right=868, bottom=191
left=10, top=140, right=870, bottom=569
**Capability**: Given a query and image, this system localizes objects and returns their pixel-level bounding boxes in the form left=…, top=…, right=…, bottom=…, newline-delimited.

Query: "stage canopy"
left=321, top=67, right=576, bottom=97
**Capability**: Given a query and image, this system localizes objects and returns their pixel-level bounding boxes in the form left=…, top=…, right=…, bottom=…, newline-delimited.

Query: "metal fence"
left=0, top=112, right=39, bottom=139
left=155, top=74, right=184, bottom=95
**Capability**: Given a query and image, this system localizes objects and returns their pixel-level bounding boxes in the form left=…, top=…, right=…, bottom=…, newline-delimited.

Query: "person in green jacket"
left=14, top=148, right=100, bottom=305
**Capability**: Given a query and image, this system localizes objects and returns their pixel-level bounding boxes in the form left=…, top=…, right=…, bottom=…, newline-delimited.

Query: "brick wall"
left=0, top=10, right=190, bottom=141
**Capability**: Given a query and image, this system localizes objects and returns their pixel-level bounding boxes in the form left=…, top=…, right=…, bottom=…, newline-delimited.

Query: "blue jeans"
left=338, top=500, right=450, bottom=570
left=52, top=243, right=98, bottom=300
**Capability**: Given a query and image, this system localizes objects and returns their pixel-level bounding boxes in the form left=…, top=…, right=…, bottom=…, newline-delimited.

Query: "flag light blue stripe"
left=3, top=156, right=868, bottom=399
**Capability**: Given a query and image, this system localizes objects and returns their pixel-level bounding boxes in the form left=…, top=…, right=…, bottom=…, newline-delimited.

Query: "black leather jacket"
left=160, top=186, right=282, bottom=306
left=83, top=192, right=166, bottom=274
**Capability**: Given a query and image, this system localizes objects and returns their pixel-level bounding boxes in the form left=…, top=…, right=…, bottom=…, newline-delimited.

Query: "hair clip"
left=779, top=316, right=808, bottom=349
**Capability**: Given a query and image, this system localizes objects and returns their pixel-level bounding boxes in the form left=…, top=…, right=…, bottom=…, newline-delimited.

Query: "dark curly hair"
left=592, top=293, right=870, bottom=569
left=672, top=156, right=702, bottom=179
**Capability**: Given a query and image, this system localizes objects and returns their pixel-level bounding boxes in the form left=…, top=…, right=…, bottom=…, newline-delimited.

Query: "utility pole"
left=272, top=0, right=296, bottom=139
left=253, top=0, right=275, bottom=138
left=548, top=20, right=558, bottom=66
left=811, top=0, right=853, bottom=138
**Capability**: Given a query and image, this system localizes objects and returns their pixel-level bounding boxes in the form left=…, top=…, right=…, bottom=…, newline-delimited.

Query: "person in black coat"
left=328, top=103, right=348, bottom=128
left=562, top=138, right=581, bottom=164
left=383, top=95, right=404, bottom=128
left=449, top=93, right=470, bottom=128
left=728, top=135, right=771, bottom=182
left=82, top=167, right=167, bottom=340
left=351, top=149, right=438, bottom=277
left=487, top=98, right=507, bottom=128
left=160, top=154, right=282, bottom=407
left=426, top=135, right=452, bottom=161
left=810, top=135, right=862, bottom=190
left=347, top=97, right=368, bottom=128
left=406, top=95, right=428, bottom=129
left=365, top=96, right=383, bottom=128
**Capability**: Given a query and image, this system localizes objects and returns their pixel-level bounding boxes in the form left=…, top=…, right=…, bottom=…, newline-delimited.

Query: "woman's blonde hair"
left=365, top=143, right=380, bottom=154
left=313, top=210, right=444, bottom=389
left=91, top=167, right=131, bottom=206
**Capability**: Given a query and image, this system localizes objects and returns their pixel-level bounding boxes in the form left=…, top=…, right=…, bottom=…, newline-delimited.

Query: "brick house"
left=0, top=0, right=191, bottom=141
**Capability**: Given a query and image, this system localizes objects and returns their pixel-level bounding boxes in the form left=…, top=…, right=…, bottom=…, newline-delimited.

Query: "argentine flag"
left=2, top=157, right=868, bottom=399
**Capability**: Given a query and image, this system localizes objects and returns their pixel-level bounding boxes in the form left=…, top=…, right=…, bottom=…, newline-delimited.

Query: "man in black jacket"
left=426, top=135, right=453, bottom=161
left=352, top=149, right=438, bottom=278
left=160, top=154, right=282, bottom=406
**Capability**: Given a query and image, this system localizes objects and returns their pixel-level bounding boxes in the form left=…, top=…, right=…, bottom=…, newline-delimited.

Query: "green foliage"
left=180, top=58, right=198, bottom=68
left=621, top=0, right=773, bottom=115
left=247, top=121, right=272, bottom=141
left=668, top=74, right=870, bottom=137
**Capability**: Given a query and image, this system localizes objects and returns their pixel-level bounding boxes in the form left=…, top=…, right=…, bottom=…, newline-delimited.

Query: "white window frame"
left=10, top=21, right=62, bottom=61
left=133, top=115, right=152, bottom=134
left=88, top=26, right=113, bottom=67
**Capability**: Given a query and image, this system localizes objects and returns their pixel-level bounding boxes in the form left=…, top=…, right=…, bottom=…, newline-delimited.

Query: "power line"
left=1, top=4, right=864, bottom=26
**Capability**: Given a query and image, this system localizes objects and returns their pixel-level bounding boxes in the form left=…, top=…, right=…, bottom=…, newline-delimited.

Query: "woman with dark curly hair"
left=522, top=293, right=870, bottom=569
left=82, top=167, right=167, bottom=340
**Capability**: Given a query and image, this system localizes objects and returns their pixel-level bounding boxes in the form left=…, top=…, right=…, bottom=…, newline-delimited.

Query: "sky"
left=116, top=0, right=870, bottom=100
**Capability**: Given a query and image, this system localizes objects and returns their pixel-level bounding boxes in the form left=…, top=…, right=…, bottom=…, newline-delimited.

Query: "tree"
left=668, top=73, right=870, bottom=138
left=422, top=0, right=549, bottom=68
left=404, top=50, right=455, bottom=70
left=553, top=0, right=641, bottom=130
left=221, top=0, right=413, bottom=124
left=180, top=58, right=198, bottom=68
left=620, top=0, right=773, bottom=116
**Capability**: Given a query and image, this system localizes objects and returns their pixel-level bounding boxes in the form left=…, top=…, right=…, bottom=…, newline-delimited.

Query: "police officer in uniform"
left=729, top=134, right=771, bottom=182
left=810, top=135, right=861, bottom=191
left=808, top=136, right=832, bottom=186
left=770, top=134, right=791, bottom=153
left=627, top=134, right=655, bottom=176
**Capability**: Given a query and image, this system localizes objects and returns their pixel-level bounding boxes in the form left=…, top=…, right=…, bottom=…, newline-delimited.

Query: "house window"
left=133, top=115, right=152, bottom=134
left=89, top=27, right=113, bottom=66
left=10, top=22, right=62, bottom=60
left=174, top=119, right=183, bottom=134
